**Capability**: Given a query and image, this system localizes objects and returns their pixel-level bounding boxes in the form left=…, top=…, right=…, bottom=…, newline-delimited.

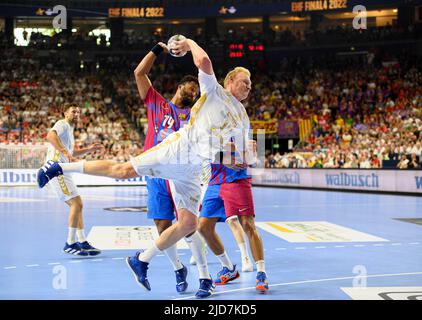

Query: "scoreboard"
left=228, top=43, right=265, bottom=59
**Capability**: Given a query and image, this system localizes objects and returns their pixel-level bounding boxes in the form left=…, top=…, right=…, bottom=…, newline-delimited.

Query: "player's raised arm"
left=134, top=42, right=168, bottom=100
left=173, top=38, right=214, bottom=75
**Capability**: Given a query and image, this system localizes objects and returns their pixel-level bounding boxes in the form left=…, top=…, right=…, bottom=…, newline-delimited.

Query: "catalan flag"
left=298, top=119, right=313, bottom=141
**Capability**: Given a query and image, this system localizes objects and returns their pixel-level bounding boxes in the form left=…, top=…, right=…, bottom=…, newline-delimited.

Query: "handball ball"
left=167, top=34, right=187, bottom=57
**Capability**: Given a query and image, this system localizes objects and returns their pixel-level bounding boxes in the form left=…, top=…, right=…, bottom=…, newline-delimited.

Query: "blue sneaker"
left=214, top=264, right=240, bottom=285
left=195, top=278, right=215, bottom=299
left=256, top=271, right=269, bottom=293
left=37, top=160, right=63, bottom=188
left=126, top=251, right=151, bottom=291
left=175, top=264, right=188, bottom=293
left=78, top=241, right=101, bottom=256
left=63, top=242, right=88, bottom=256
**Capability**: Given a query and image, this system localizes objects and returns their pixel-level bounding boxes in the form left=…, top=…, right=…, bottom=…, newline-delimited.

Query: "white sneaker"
left=242, top=256, right=254, bottom=272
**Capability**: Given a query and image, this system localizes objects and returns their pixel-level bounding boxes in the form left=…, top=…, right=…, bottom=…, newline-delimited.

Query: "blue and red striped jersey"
left=143, top=87, right=190, bottom=151
left=208, top=164, right=250, bottom=185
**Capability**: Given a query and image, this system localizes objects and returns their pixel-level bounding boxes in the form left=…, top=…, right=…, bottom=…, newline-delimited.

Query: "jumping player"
left=133, top=42, right=201, bottom=293
left=37, top=37, right=255, bottom=298
left=46, top=103, right=104, bottom=256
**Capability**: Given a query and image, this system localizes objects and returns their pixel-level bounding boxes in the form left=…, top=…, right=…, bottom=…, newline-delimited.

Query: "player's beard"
left=180, top=92, right=195, bottom=108
left=70, top=117, right=79, bottom=126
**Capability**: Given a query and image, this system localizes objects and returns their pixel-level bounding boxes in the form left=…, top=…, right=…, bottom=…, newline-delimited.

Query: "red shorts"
left=220, top=178, right=255, bottom=218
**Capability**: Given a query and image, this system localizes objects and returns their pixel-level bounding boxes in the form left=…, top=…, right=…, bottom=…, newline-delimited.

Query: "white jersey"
left=180, top=69, right=251, bottom=161
left=46, top=119, right=74, bottom=163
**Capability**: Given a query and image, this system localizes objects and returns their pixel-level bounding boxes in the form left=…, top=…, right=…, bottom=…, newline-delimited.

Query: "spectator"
left=397, top=154, right=410, bottom=169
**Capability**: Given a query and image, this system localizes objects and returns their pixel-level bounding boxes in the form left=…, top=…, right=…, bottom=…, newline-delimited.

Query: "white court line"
left=3, top=240, right=421, bottom=270
left=259, top=202, right=421, bottom=209
left=173, top=271, right=422, bottom=300
left=157, top=254, right=164, bottom=257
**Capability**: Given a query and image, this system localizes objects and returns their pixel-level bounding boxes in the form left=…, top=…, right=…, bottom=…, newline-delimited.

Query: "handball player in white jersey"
left=45, top=103, right=104, bottom=256
left=38, top=38, right=255, bottom=298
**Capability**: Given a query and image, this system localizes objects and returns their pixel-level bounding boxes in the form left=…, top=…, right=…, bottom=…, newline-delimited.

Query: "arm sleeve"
left=50, top=120, right=65, bottom=136
left=143, top=86, right=166, bottom=110
left=198, top=69, right=218, bottom=95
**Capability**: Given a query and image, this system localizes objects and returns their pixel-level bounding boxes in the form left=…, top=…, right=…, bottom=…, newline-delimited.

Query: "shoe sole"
left=125, top=257, right=151, bottom=291
left=215, top=272, right=240, bottom=286
left=195, top=285, right=215, bottom=298
left=256, top=284, right=269, bottom=293
left=63, top=250, right=88, bottom=257
left=86, top=250, right=101, bottom=256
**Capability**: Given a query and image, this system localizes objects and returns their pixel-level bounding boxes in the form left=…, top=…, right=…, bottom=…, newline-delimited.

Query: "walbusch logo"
left=1, top=171, right=37, bottom=184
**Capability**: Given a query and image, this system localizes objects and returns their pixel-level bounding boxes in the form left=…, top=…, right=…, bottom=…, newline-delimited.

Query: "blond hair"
left=224, top=67, right=251, bottom=88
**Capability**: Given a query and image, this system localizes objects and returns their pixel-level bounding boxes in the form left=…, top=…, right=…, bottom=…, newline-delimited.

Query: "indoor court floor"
left=1, top=185, right=421, bottom=300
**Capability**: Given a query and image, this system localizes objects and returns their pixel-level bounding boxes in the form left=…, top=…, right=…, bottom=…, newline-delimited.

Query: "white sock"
left=256, top=260, right=266, bottom=273
left=238, top=242, right=249, bottom=260
left=217, top=251, right=234, bottom=270
left=61, top=161, right=85, bottom=173
left=67, top=227, right=77, bottom=245
left=76, top=229, right=87, bottom=243
left=185, top=231, right=211, bottom=280
left=164, top=244, right=183, bottom=271
left=138, top=242, right=161, bottom=263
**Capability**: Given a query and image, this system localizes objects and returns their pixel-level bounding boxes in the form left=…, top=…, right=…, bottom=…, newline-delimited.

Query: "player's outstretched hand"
left=89, top=143, right=105, bottom=155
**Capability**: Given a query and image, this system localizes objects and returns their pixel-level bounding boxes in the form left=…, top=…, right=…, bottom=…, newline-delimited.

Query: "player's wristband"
left=151, top=44, right=164, bottom=56
left=218, top=151, right=224, bottom=164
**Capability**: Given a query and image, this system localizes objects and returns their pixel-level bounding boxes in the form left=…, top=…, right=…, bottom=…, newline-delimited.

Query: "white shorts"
left=49, top=173, right=79, bottom=202
left=130, top=131, right=211, bottom=215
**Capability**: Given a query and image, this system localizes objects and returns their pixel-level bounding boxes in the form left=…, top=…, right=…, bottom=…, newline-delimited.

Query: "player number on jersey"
left=162, top=115, right=175, bottom=129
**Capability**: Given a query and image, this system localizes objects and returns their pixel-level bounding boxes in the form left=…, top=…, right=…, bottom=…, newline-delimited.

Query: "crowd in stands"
left=263, top=53, right=422, bottom=169
left=0, top=48, right=143, bottom=167
left=1, top=27, right=421, bottom=170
